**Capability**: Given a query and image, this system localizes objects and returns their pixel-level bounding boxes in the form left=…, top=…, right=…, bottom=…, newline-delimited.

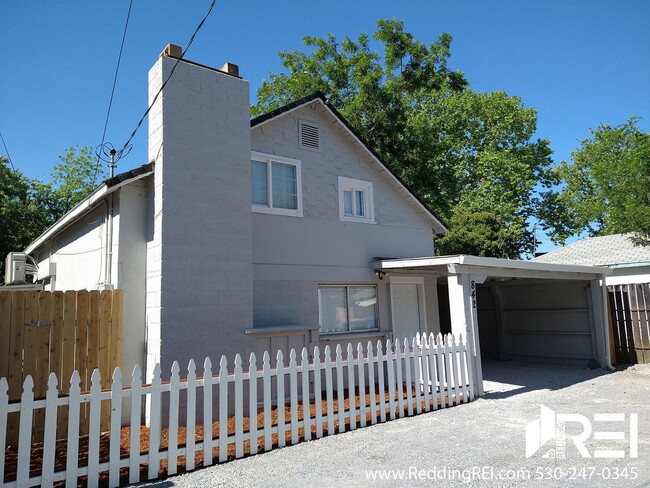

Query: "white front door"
left=391, top=279, right=425, bottom=340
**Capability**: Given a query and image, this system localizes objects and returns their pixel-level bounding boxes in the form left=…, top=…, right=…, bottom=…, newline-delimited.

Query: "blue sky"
left=2, top=1, right=649, bottom=252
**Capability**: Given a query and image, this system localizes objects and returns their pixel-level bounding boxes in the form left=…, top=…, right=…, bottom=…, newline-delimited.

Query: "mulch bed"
left=3, top=387, right=459, bottom=487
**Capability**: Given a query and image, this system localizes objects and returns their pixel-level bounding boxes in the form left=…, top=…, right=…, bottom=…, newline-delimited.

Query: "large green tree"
left=254, top=19, right=555, bottom=257
left=546, top=118, right=650, bottom=244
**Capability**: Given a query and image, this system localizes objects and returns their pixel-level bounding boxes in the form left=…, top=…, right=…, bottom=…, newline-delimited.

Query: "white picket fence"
left=1, top=333, right=475, bottom=487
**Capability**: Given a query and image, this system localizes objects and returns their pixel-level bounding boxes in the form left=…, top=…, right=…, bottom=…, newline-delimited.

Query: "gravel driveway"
left=137, top=360, right=650, bottom=487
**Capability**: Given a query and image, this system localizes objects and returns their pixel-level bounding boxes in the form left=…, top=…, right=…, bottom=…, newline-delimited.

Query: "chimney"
left=161, top=43, right=182, bottom=59
left=145, top=48, right=254, bottom=383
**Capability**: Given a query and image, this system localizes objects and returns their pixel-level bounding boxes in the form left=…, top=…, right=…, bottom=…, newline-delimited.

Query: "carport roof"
left=374, top=254, right=612, bottom=281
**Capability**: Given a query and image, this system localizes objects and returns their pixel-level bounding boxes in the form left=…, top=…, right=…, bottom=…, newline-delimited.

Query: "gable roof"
left=25, top=163, right=154, bottom=254
left=251, top=92, right=447, bottom=234
left=533, top=233, right=650, bottom=268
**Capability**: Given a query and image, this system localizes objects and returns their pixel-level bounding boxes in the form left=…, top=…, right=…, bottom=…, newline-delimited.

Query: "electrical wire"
left=92, top=0, right=134, bottom=187
left=118, top=0, right=217, bottom=154
left=0, top=131, right=15, bottom=170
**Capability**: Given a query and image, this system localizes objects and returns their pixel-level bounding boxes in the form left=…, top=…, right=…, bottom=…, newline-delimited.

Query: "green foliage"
left=547, top=118, right=650, bottom=244
left=32, top=146, right=101, bottom=223
left=254, top=19, right=555, bottom=257
left=0, top=147, right=103, bottom=281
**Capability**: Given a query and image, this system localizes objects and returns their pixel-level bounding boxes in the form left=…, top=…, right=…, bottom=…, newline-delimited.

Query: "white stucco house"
left=19, top=45, right=616, bottom=393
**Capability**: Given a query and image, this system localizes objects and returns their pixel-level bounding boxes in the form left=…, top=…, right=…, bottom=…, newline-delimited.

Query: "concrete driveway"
left=137, top=360, right=650, bottom=487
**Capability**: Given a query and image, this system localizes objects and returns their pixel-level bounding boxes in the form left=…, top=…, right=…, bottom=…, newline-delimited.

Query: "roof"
left=533, top=233, right=650, bottom=268
left=25, top=163, right=154, bottom=254
left=375, top=254, right=611, bottom=281
left=251, top=92, right=448, bottom=234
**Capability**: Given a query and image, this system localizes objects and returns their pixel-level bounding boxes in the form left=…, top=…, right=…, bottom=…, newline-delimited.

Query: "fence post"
left=357, top=342, right=366, bottom=428
left=203, top=357, right=214, bottom=464
left=233, top=355, right=244, bottom=458
left=324, top=345, right=334, bottom=435
left=147, top=364, right=162, bottom=480
left=248, top=353, right=257, bottom=455
left=262, top=351, right=272, bottom=451
left=17, top=375, right=34, bottom=487
left=289, top=349, right=298, bottom=445
left=42, top=374, right=60, bottom=486
left=109, top=368, right=123, bottom=488
left=218, top=356, right=228, bottom=462
left=66, top=371, right=81, bottom=486
left=276, top=350, right=286, bottom=447
left=313, top=346, right=323, bottom=439
left=300, top=348, right=312, bottom=442
left=87, top=369, right=102, bottom=487
left=167, top=362, right=180, bottom=476
left=346, top=343, right=356, bottom=430
left=186, top=359, right=197, bottom=471
left=129, top=365, right=142, bottom=484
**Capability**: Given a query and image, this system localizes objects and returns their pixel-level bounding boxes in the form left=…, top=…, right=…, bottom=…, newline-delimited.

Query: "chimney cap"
left=161, top=43, right=182, bottom=59
left=219, top=62, right=239, bottom=77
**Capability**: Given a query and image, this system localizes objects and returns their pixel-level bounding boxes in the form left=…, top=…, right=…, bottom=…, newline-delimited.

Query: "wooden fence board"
left=1, top=289, right=122, bottom=446
left=0, top=293, right=12, bottom=381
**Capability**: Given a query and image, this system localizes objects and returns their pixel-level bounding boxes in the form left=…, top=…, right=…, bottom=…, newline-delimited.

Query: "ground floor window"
left=318, top=285, right=378, bottom=334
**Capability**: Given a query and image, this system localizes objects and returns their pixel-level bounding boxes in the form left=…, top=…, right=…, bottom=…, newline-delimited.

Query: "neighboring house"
left=534, top=234, right=650, bottom=364
left=534, top=233, right=650, bottom=285
left=20, top=45, right=615, bottom=395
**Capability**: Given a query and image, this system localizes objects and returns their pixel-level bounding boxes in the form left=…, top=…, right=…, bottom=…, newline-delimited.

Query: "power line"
left=118, top=0, right=217, bottom=154
left=0, top=131, right=15, bottom=170
left=92, top=0, right=134, bottom=186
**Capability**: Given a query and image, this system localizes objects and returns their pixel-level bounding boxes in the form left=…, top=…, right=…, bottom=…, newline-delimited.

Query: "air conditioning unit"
left=5, top=252, right=27, bottom=284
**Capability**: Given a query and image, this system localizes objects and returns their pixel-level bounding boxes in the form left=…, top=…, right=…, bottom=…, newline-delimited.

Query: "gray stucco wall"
left=250, top=103, right=437, bottom=344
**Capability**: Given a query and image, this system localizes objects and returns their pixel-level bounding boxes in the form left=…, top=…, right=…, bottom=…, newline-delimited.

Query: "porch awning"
left=373, top=254, right=612, bottom=281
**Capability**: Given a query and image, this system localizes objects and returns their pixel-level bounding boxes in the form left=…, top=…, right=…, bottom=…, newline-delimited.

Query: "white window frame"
left=318, top=284, right=379, bottom=335
left=251, top=151, right=303, bottom=217
left=338, top=176, right=375, bottom=223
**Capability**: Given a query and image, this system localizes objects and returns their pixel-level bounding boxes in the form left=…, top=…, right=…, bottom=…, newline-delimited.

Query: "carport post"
left=447, top=274, right=485, bottom=396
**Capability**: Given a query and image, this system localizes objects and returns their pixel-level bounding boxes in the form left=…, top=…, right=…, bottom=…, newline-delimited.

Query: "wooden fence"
left=1, top=333, right=474, bottom=487
left=0, top=290, right=122, bottom=446
left=609, top=283, right=650, bottom=364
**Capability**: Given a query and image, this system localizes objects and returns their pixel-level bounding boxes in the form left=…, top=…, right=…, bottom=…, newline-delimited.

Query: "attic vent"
left=299, top=121, right=320, bottom=150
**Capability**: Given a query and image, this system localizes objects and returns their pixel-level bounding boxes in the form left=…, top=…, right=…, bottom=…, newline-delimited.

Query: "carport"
left=374, top=255, right=613, bottom=396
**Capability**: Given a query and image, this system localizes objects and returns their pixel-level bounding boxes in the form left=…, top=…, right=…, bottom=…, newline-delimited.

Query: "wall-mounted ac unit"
left=5, top=252, right=27, bottom=284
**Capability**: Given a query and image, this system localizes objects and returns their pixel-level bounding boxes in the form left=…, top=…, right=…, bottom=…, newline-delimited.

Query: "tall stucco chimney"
left=145, top=47, right=254, bottom=382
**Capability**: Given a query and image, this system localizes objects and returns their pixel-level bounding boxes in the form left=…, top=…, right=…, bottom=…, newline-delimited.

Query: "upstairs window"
left=338, top=176, right=375, bottom=223
left=251, top=152, right=303, bottom=217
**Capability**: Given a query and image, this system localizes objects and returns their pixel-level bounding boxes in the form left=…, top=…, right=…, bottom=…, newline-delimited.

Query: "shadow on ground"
left=479, top=358, right=625, bottom=400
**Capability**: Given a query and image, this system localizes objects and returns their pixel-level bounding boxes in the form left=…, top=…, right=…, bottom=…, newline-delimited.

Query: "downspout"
left=106, top=192, right=114, bottom=285
left=601, top=273, right=615, bottom=370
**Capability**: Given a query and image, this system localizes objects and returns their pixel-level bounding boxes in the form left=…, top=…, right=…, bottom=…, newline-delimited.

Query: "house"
left=533, top=233, right=650, bottom=285
left=21, top=45, right=616, bottom=396
left=534, top=234, right=650, bottom=364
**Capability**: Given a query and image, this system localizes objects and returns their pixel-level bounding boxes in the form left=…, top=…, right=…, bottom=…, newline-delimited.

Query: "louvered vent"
left=299, top=121, right=320, bottom=150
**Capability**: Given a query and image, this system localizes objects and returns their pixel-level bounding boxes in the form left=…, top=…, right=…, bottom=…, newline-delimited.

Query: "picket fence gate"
left=1, top=333, right=475, bottom=487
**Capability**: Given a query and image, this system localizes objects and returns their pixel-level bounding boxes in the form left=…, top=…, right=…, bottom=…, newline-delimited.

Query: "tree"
left=254, top=19, right=556, bottom=257
left=547, top=118, right=650, bottom=244
left=0, top=147, right=104, bottom=282
left=0, top=157, right=48, bottom=279
left=32, top=146, right=102, bottom=224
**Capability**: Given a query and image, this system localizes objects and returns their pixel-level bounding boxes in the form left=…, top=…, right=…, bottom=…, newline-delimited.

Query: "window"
left=251, top=152, right=303, bottom=217
left=318, top=285, right=378, bottom=334
left=338, top=176, right=374, bottom=223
